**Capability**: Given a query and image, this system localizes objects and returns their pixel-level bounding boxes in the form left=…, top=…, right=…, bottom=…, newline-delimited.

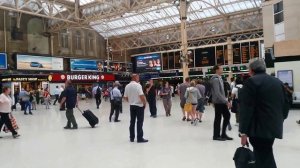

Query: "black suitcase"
left=78, top=108, right=99, bottom=128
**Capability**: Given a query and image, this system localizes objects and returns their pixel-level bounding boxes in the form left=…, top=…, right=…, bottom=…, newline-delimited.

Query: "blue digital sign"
left=70, top=59, right=104, bottom=72
left=0, top=53, right=7, bottom=69
left=135, top=53, right=161, bottom=72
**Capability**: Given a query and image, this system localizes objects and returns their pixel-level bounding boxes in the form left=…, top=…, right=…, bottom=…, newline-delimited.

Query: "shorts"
left=196, top=98, right=205, bottom=112
left=180, top=99, right=186, bottom=109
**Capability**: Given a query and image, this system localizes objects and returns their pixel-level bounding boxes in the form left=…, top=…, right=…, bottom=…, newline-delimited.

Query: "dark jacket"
left=239, top=73, right=289, bottom=139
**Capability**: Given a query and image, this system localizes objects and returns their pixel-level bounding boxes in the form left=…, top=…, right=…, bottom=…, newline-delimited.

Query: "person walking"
left=109, top=81, right=122, bottom=122
left=20, top=89, right=32, bottom=115
left=178, top=77, right=191, bottom=121
left=43, top=89, right=51, bottom=109
left=0, top=87, right=20, bottom=138
left=40, top=88, right=44, bottom=105
left=160, top=81, right=172, bottom=117
left=145, top=79, right=157, bottom=118
left=239, top=58, right=289, bottom=168
left=210, top=65, right=232, bottom=141
left=35, top=89, right=40, bottom=105
left=60, top=80, right=78, bottom=130
left=185, top=80, right=201, bottom=125
left=231, top=77, right=243, bottom=126
left=19, top=88, right=26, bottom=111
left=59, top=85, right=66, bottom=111
left=53, top=86, right=61, bottom=105
left=92, top=84, right=102, bottom=109
left=30, top=91, right=37, bottom=110
left=196, top=80, right=206, bottom=122
left=124, top=74, right=148, bottom=143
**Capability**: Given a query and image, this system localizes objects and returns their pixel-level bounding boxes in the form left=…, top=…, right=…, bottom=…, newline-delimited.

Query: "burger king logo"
left=61, top=75, right=66, bottom=80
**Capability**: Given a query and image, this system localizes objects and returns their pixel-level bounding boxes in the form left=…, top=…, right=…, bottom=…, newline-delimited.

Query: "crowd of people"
left=0, top=58, right=294, bottom=168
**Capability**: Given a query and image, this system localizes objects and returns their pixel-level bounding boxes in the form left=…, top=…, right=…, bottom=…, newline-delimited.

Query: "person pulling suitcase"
left=60, top=80, right=78, bottom=130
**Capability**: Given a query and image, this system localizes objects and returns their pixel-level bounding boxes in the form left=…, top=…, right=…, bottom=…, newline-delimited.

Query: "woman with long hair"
left=185, top=80, right=201, bottom=125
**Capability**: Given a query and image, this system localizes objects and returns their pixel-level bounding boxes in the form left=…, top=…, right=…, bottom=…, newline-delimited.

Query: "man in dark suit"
left=239, top=58, right=289, bottom=168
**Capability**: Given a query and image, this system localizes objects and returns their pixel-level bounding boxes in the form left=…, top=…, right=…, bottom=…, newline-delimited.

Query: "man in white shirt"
left=92, top=84, right=102, bottom=109
left=124, top=74, right=148, bottom=143
left=109, top=81, right=122, bottom=122
left=53, top=86, right=61, bottom=105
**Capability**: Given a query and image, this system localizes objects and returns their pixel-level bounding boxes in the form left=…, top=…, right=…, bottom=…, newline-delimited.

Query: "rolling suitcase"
left=78, top=108, right=99, bottom=128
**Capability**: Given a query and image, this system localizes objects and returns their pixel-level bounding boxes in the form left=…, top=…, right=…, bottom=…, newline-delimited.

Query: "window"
left=88, top=33, right=94, bottom=51
left=274, top=1, right=284, bottom=24
left=75, top=31, right=81, bottom=50
left=60, top=31, right=69, bottom=48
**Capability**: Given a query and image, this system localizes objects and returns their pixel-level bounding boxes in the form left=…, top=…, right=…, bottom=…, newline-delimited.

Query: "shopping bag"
left=3, top=115, right=19, bottom=133
left=184, top=103, right=193, bottom=113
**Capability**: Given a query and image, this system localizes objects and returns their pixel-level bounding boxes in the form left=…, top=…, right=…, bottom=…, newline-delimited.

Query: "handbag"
left=3, top=114, right=19, bottom=133
left=184, top=88, right=193, bottom=112
left=233, top=146, right=255, bottom=168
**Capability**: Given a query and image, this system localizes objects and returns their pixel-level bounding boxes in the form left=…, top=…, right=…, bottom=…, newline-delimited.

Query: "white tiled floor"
left=0, top=97, right=299, bottom=168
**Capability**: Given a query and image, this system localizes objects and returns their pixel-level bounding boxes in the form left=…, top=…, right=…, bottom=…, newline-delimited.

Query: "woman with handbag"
left=0, top=87, right=20, bottom=138
left=160, top=81, right=172, bottom=117
left=184, top=80, right=201, bottom=125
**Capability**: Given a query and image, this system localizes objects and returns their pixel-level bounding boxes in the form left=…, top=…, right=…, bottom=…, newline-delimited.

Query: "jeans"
left=24, top=101, right=31, bottom=114
left=53, top=94, right=59, bottom=105
left=213, top=103, right=230, bottom=138
left=110, top=101, right=121, bottom=121
left=147, top=98, right=157, bottom=116
left=249, top=137, right=277, bottom=168
left=66, top=108, right=77, bottom=128
left=162, top=98, right=172, bottom=115
left=129, top=105, right=145, bottom=141
left=95, top=96, right=101, bottom=108
left=0, top=113, right=17, bottom=135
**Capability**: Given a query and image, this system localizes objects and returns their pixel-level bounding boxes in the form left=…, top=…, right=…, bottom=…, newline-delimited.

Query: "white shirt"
left=231, top=84, right=243, bottom=99
left=54, top=88, right=61, bottom=95
left=0, top=93, right=13, bottom=113
left=92, top=86, right=102, bottom=95
left=124, top=81, right=144, bottom=107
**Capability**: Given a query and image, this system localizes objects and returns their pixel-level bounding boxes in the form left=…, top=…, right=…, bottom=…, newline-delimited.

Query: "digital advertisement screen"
left=70, top=59, right=104, bottom=72
left=0, top=53, right=7, bottom=69
left=135, top=53, right=161, bottom=72
left=277, top=70, right=293, bottom=87
left=17, top=54, right=63, bottom=71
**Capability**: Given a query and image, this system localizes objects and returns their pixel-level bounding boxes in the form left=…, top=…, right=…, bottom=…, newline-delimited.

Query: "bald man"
left=124, top=74, right=148, bottom=143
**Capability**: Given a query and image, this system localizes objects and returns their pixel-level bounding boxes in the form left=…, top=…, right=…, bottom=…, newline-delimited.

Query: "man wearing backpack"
left=92, top=84, right=102, bottom=109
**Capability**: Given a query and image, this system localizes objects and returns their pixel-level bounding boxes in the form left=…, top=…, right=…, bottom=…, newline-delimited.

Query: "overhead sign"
left=17, top=54, right=63, bottom=71
left=70, top=59, right=104, bottom=72
left=0, top=75, right=49, bottom=82
left=0, top=53, right=7, bottom=69
left=48, top=73, right=115, bottom=82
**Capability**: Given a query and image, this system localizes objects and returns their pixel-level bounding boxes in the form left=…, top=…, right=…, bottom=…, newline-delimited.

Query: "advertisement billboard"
left=70, top=59, right=104, bottom=72
left=17, top=54, right=63, bottom=71
left=135, top=53, right=161, bottom=72
left=0, top=53, right=7, bottom=69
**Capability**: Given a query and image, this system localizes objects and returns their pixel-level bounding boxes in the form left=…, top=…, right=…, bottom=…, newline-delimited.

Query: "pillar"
left=180, top=0, right=189, bottom=82
left=227, top=37, right=233, bottom=79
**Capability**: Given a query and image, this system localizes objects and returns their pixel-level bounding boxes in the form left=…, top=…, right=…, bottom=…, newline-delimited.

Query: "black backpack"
left=233, top=147, right=255, bottom=168
left=96, top=87, right=101, bottom=96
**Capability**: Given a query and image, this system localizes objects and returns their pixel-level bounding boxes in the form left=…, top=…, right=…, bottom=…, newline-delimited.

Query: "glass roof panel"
left=65, top=0, right=96, bottom=5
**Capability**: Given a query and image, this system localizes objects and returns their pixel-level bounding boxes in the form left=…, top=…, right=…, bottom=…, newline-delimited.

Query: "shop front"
left=48, top=73, right=115, bottom=98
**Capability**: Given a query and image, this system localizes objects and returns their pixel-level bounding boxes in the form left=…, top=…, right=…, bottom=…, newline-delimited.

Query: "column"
left=180, top=0, right=189, bottom=82
left=227, top=37, right=233, bottom=79
left=50, top=35, right=54, bottom=55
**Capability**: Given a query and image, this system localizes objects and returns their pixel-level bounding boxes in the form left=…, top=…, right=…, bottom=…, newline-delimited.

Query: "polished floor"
left=0, top=97, right=299, bottom=168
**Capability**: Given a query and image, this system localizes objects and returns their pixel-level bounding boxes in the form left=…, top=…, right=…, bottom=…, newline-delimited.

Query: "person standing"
left=239, top=58, right=289, bottom=168
left=40, top=88, right=44, bottom=104
left=92, top=84, right=102, bottom=109
left=20, top=89, right=32, bottom=115
left=35, top=89, right=40, bottom=105
left=178, top=77, right=191, bottom=121
left=43, top=89, right=51, bottom=109
left=53, top=86, right=61, bottom=105
left=231, top=77, right=243, bottom=126
left=145, top=79, right=157, bottom=118
left=109, top=81, right=122, bottom=122
left=61, top=80, right=78, bottom=130
left=211, top=65, right=232, bottom=141
left=0, top=87, right=20, bottom=138
left=160, top=81, right=172, bottom=117
left=124, top=74, right=148, bottom=143
left=18, top=88, right=26, bottom=111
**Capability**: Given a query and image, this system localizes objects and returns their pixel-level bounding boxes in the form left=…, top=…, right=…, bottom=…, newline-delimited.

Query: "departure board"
left=162, top=52, right=168, bottom=70
left=195, top=47, right=216, bottom=67
left=216, top=46, right=224, bottom=65
left=250, top=41, right=259, bottom=58
left=241, top=42, right=250, bottom=64
left=233, top=44, right=241, bottom=64
left=168, top=52, right=175, bottom=69
left=224, top=45, right=228, bottom=65
left=174, top=51, right=181, bottom=69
